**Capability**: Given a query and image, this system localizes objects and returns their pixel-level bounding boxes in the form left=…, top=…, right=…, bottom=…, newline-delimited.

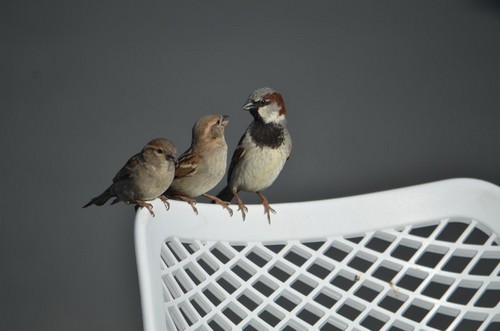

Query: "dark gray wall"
left=2, top=1, right=500, bottom=330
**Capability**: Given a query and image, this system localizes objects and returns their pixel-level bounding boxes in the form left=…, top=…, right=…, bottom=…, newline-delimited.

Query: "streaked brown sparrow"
left=166, top=114, right=232, bottom=215
left=83, top=138, right=177, bottom=216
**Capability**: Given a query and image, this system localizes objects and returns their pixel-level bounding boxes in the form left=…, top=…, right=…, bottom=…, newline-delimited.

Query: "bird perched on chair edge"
left=217, top=87, right=292, bottom=223
left=83, top=138, right=177, bottom=216
left=165, top=114, right=233, bottom=215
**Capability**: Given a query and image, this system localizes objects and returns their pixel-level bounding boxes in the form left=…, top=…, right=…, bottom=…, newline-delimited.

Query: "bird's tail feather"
left=215, top=185, right=234, bottom=203
left=83, top=187, right=114, bottom=208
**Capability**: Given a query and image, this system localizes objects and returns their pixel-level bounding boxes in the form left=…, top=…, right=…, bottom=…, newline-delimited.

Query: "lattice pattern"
left=159, top=218, right=500, bottom=330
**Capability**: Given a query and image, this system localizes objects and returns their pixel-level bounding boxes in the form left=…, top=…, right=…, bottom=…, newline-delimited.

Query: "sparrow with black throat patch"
left=83, top=138, right=177, bottom=216
left=216, top=87, right=292, bottom=223
left=166, top=114, right=233, bottom=215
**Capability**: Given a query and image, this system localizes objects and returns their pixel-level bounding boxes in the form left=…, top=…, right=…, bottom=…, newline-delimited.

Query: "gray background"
left=2, top=1, right=500, bottom=330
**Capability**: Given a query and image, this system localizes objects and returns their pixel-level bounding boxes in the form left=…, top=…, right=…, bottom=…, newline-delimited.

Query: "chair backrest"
left=135, top=178, right=500, bottom=331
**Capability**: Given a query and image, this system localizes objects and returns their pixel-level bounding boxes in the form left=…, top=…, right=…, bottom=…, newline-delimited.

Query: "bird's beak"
left=222, top=115, right=230, bottom=126
left=242, top=100, right=257, bottom=112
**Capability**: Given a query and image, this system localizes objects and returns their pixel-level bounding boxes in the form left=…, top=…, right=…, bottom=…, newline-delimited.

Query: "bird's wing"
left=112, top=153, right=141, bottom=183
left=174, top=150, right=200, bottom=179
left=227, top=136, right=247, bottom=181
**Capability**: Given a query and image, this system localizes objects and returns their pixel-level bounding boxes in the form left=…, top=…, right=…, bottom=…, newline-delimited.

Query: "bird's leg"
left=172, top=195, right=198, bottom=215
left=233, top=189, right=248, bottom=221
left=159, top=194, right=170, bottom=211
left=202, top=193, right=233, bottom=216
left=256, top=191, right=275, bottom=224
left=130, top=200, right=155, bottom=217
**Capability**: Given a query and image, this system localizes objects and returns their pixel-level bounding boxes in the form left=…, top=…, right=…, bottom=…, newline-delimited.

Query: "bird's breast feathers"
left=230, top=142, right=289, bottom=192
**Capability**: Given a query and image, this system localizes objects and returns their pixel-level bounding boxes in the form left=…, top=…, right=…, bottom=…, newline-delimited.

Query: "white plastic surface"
left=135, top=178, right=500, bottom=331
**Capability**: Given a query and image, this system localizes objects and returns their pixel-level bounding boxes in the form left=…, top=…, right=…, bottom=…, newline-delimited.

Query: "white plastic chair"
left=135, top=178, right=500, bottom=331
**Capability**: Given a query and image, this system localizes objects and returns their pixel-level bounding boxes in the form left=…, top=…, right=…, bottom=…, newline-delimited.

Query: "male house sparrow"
left=217, top=87, right=292, bottom=223
left=166, top=114, right=232, bottom=215
left=83, top=138, right=177, bottom=216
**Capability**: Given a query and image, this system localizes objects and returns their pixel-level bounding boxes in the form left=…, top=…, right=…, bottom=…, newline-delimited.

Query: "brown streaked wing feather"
left=112, top=153, right=141, bottom=183
left=174, top=151, right=200, bottom=179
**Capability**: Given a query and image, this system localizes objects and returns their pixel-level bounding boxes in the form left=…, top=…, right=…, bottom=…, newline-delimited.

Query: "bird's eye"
left=257, top=99, right=267, bottom=106
left=156, top=148, right=163, bottom=154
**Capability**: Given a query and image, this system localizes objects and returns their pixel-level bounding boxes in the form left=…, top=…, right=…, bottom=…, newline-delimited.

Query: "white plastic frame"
left=135, top=178, right=500, bottom=331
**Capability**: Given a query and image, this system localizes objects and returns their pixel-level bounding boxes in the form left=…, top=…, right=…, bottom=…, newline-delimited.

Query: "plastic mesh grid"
left=159, top=217, right=500, bottom=330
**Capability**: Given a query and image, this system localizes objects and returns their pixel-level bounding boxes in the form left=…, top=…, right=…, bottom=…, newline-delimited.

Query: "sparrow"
left=216, top=87, right=292, bottom=223
left=165, top=114, right=232, bottom=215
left=83, top=138, right=177, bottom=216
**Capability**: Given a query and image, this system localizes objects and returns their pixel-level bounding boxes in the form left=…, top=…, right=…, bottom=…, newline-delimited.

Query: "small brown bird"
left=166, top=114, right=232, bottom=215
left=83, top=138, right=177, bottom=216
left=217, top=87, right=292, bottom=223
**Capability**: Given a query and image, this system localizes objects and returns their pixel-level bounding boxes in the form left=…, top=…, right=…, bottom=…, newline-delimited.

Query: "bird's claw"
left=263, top=206, right=276, bottom=224
left=145, top=205, right=156, bottom=217
left=173, top=195, right=198, bottom=215
left=234, top=201, right=247, bottom=220
left=159, top=195, right=170, bottom=211
left=224, top=204, right=234, bottom=217
left=189, top=203, right=199, bottom=215
left=239, top=208, right=247, bottom=221
left=131, top=200, right=156, bottom=217
left=204, top=194, right=233, bottom=216
left=202, top=194, right=233, bottom=216
left=257, top=191, right=275, bottom=224
left=216, top=200, right=233, bottom=217
left=236, top=204, right=248, bottom=221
